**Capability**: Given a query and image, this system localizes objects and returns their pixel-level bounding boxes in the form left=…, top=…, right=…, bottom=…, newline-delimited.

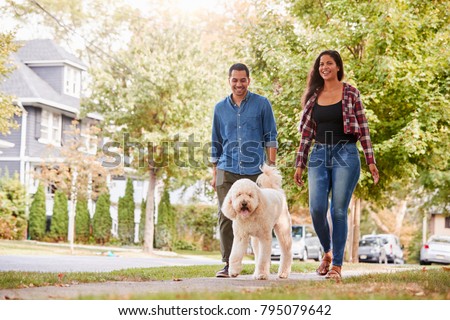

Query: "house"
left=427, top=213, right=450, bottom=237
left=0, top=39, right=150, bottom=241
left=0, top=39, right=102, bottom=214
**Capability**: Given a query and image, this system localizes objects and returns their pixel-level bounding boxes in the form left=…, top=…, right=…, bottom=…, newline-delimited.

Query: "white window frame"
left=39, top=110, right=62, bottom=146
left=79, top=121, right=98, bottom=155
left=64, top=65, right=81, bottom=97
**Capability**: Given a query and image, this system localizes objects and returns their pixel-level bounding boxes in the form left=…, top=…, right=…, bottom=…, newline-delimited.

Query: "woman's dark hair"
left=301, top=50, right=344, bottom=108
left=229, top=63, right=250, bottom=77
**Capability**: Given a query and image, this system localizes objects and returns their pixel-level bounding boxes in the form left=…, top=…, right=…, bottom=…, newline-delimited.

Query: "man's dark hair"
left=229, top=63, right=250, bottom=77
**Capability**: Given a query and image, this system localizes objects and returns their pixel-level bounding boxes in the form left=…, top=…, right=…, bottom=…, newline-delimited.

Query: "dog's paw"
left=278, top=272, right=289, bottom=279
left=254, top=273, right=269, bottom=280
left=229, top=266, right=241, bottom=278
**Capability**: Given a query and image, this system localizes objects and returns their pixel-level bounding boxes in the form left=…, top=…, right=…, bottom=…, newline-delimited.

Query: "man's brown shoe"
left=215, top=264, right=229, bottom=278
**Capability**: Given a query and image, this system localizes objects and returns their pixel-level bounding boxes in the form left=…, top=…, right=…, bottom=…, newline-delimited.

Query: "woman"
left=293, top=50, right=379, bottom=281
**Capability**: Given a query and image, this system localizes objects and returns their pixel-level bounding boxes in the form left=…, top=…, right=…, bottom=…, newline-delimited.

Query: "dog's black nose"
left=242, top=200, right=247, bottom=206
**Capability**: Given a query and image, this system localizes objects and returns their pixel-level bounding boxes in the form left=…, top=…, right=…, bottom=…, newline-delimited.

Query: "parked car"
left=362, top=234, right=404, bottom=264
left=420, top=235, right=450, bottom=265
left=271, top=225, right=323, bottom=261
left=358, top=238, right=388, bottom=264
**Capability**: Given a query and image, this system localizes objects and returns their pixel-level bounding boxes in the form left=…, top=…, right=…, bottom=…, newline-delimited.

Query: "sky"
left=0, top=0, right=227, bottom=40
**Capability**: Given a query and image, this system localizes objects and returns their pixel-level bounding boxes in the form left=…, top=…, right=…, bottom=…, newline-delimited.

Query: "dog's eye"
left=237, top=192, right=241, bottom=197
left=248, top=194, right=253, bottom=198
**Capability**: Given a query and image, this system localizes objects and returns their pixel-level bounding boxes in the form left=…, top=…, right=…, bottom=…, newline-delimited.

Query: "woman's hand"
left=294, top=167, right=304, bottom=187
left=369, top=163, right=379, bottom=185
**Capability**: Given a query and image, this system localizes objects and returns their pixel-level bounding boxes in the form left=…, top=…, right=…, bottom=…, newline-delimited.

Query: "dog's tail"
left=257, top=164, right=283, bottom=190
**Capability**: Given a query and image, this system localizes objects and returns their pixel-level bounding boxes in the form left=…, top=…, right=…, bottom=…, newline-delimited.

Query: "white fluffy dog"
left=222, top=165, right=292, bottom=280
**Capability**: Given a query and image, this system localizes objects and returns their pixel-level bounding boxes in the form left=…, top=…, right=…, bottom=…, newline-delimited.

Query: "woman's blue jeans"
left=308, top=142, right=360, bottom=266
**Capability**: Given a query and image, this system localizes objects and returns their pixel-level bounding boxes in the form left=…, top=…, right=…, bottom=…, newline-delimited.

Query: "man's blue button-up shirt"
left=210, top=91, right=278, bottom=175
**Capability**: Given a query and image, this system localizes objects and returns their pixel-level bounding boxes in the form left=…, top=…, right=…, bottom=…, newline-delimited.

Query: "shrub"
left=139, top=199, right=146, bottom=243
left=49, top=190, right=68, bottom=241
left=173, top=203, right=218, bottom=251
left=28, top=184, right=46, bottom=240
left=92, top=192, right=111, bottom=244
left=155, top=188, right=176, bottom=250
left=0, top=173, right=27, bottom=240
left=75, top=199, right=91, bottom=242
left=118, top=179, right=135, bottom=244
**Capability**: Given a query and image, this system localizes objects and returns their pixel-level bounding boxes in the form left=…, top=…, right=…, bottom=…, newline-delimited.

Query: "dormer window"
left=39, top=110, right=62, bottom=146
left=64, top=65, right=81, bottom=97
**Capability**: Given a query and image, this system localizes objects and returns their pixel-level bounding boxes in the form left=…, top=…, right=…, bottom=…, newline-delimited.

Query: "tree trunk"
left=143, top=167, right=156, bottom=253
left=369, top=209, right=390, bottom=233
left=394, top=200, right=407, bottom=236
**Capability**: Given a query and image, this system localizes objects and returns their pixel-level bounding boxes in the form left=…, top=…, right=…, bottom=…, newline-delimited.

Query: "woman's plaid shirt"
left=295, top=82, right=376, bottom=168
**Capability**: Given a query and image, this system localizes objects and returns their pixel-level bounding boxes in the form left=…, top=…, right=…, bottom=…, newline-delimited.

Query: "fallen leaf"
left=442, top=266, right=450, bottom=272
left=421, top=267, right=427, bottom=272
left=172, top=277, right=183, bottom=282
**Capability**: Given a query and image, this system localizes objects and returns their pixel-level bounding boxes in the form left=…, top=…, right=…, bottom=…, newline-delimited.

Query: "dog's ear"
left=221, top=193, right=236, bottom=219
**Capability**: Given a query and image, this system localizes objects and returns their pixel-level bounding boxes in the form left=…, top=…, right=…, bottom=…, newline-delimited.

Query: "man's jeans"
left=308, top=142, right=361, bottom=266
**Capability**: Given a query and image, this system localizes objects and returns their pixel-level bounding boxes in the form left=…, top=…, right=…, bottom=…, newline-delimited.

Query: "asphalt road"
left=0, top=254, right=223, bottom=272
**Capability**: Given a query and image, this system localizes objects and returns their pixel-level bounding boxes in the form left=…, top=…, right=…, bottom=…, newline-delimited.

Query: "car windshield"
left=292, top=226, right=304, bottom=237
left=359, top=239, right=378, bottom=247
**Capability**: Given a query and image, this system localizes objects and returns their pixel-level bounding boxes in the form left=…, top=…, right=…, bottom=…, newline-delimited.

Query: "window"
left=445, top=217, right=450, bottom=229
left=80, top=121, right=98, bottom=154
left=64, top=65, right=81, bottom=97
left=40, top=110, right=62, bottom=145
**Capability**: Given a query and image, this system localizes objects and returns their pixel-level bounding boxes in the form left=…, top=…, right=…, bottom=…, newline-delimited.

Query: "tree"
left=0, top=31, right=21, bottom=135
left=86, top=12, right=225, bottom=253
left=118, top=178, right=135, bottom=244
left=28, top=184, right=46, bottom=240
left=2, top=0, right=239, bottom=253
left=155, top=188, right=175, bottom=250
left=237, top=0, right=450, bottom=258
left=75, top=199, right=90, bottom=242
left=35, top=121, right=122, bottom=202
left=50, top=190, right=68, bottom=241
left=92, top=191, right=111, bottom=244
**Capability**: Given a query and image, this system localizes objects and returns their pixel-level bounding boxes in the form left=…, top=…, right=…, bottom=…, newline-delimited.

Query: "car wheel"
left=420, top=260, right=431, bottom=266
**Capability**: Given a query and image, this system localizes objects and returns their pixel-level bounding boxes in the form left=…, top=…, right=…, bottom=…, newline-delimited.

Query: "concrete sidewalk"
left=0, top=267, right=417, bottom=300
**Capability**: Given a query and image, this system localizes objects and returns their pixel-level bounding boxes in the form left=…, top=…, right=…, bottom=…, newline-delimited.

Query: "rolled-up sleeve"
left=262, top=98, right=278, bottom=148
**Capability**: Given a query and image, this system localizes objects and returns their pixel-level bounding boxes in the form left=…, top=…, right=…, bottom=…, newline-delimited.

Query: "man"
left=210, top=63, right=278, bottom=277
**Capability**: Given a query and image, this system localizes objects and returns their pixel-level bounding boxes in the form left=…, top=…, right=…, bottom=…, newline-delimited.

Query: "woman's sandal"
left=325, top=266, right=342, bottom=282
left=316, top=255, right=332, bottom=276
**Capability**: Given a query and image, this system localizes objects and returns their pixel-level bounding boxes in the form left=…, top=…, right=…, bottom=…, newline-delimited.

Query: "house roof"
left=1, top=53, right=79, bottom=114
left=17, top=39, right=87, bottom=70
left=0, top=39, right=91, bottom=115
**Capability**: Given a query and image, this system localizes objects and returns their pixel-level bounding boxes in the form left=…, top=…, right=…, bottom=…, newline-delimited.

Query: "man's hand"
left=210, top=165, right=217, bottom=191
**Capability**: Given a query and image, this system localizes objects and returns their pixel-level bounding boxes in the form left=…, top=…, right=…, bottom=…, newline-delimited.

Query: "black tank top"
left=312, top=100, right=357, bottom=144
